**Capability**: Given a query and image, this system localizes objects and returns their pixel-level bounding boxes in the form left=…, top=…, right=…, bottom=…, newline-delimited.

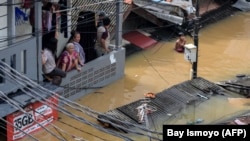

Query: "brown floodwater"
left=20, top=11, right=250, bottom=141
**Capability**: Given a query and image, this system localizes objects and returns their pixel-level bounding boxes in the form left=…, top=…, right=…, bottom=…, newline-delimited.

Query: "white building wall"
left=0, top=0, right=8, bottom=49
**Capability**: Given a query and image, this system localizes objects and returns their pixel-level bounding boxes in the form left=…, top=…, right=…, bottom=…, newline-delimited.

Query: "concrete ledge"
left=60, top=47, right=126, bottom=103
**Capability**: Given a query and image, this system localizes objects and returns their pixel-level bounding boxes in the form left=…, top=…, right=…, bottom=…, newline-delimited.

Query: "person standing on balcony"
left=95, top=17, right=111, bottom=57
left=77, top=11, right=97, bottom=63
left=67, top=31, right=85, bottom=66
left=96, top=11, right=106, bottom=28
left=41, top=38, right=66, bottom=85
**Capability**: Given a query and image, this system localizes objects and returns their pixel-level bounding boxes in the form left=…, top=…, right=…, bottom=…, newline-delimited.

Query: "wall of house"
left=0, top=0, right=8, bottom=48
left=60, top=48, right=126, bottom=102
left=0, top=0, right=126, bottom=101
left=0, top=37, right=38, bottom=94
left=0, top=36, right=126, bottom=101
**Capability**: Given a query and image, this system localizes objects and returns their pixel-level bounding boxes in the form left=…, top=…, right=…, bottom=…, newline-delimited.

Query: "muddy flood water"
left=20, top=11, right=250, bottom=141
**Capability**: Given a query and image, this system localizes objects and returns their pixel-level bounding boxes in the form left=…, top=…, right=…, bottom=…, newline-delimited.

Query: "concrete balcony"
left=0, top=37, right=40, bottom=94
left=60, top=47, right=126, bottom=102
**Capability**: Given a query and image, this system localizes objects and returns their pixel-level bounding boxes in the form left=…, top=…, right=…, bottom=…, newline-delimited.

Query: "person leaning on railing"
left=67, top=30, right=85, bottom=66
left=41, top=38, right=66, bottom=85
left=57, top=43, right=81, bottom=72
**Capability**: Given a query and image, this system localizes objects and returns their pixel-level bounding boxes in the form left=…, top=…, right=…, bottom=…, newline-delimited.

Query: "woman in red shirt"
left=57, top=43, right=81, bottom=72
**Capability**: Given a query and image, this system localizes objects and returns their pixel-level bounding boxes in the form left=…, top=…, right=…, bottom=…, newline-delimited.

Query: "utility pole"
left=7, top=0, right=15, bottom=45
left=35, top=1, right=42, bottom=83
left=192, top=0, right=200, bottom=79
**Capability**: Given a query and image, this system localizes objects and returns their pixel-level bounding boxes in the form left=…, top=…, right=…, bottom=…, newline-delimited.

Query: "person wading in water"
left=175, top=32, right=186, bottom=53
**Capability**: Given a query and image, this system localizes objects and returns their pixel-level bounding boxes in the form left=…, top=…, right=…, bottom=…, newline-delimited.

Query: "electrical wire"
left=0, top=14, right=7, bottom=17
left=0, top=54, right=160, bottom=137
left=0, top=1, right=239, bottom=139
left=57, top=119, right=110, bottom=141
left=0, top=2, right=233, bottom=41
left=0, top=60, right=163, bottom=140
left=0, top=116, right=40, bottom=141
left=4, top=67, right=162, bottom=140
left=0, top=77, right=132, bottom=141
left=0, top=125, right=7, bottom=138
left=10, top=90, right=102, bottom=141
left=54, top=0, right=116, bottom=13
left=14, top=62, right=163, bottom=135
left=140, top=52, right=170, bottom=85
left=0, top=19, right=176, bottom=49
left=0, top=0, right=229, bottom=138
left=0, top=63, right=135, bottom=141
left=0, top=91, right=67, bottom=141
left=0, top=0, right=180, bottom=47
left=0, top=91, right=89, bottom=141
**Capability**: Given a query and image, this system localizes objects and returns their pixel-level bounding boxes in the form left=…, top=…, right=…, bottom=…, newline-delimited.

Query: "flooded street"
left=22, top=11, right=250, bottom=141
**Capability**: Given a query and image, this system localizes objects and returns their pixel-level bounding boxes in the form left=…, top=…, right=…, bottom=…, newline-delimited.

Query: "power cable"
left=0, top=115, right=40, bottom=141
left=140, top=52, right=170, bottom=85
left=12, top=93, right=96, bottom=141
left=0, top=91, right=67, bottom=141
left=0, top=0, right=177, bottom=46
left=0, top=91, right=89, bottom=141
left=0, top=0, right=233, bottom=44
left=0, top=60, right=162, bottom=137
left=148, top=114, right=160, bottom=139
left=0, top=14, right=7, bottom=17
left=0, top=5, right=177, bottom=137
left=0, top=125, right=7, bottom=138
left=53, top=126, right=69, bottom=141
left=58, top=119, right=110, bottom=141
left=0, top=19, right=175, bottom=50
left=0, top=64, right=135, bottom=141
left=0, top=61, right=162, bottom=140
left=54, top=0, right=116, bottom=13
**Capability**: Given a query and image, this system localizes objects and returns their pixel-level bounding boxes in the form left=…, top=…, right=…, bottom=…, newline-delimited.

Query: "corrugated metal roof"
left=98, top=77, right=225, bottom=129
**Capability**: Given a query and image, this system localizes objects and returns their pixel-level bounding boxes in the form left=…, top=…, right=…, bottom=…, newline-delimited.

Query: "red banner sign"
left=6, top=96, right=58, bottom=141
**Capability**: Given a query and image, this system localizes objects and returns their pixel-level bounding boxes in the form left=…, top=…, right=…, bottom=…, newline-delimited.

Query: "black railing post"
left=192, top=0, right=200, bottom=79
left=115, top=0, right=123, bottom=50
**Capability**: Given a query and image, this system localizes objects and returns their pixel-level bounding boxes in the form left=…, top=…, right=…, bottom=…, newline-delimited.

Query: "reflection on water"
left=21, top=11, right=250, bottom=141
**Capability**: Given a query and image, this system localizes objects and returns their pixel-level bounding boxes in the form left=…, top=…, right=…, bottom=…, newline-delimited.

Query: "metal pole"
left=192, top=0, right=200, bottom=79
left=115, top=0, right=123, bottom=50
left=7, top=0, right=15, bottom=45
left=35, top=1, right=42, bottom=83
